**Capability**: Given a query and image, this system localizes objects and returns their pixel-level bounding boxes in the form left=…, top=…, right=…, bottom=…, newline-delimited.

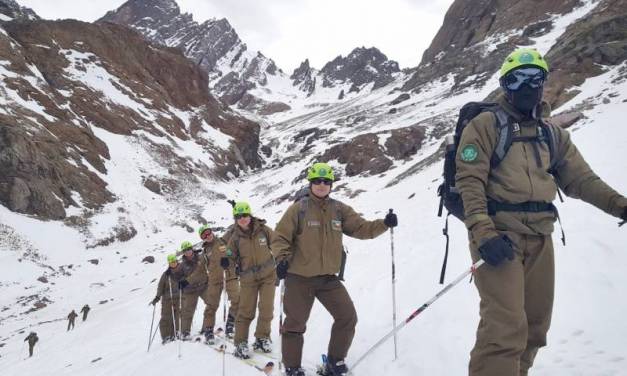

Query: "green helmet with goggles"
left=307, top=162, right=335, bottom=182
left=232, top=201, right=252, bottom=217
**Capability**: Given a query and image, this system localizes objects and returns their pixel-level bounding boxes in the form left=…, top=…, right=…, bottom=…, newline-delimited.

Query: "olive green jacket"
left=271, top=194, right=388, bottom=277
left=456, top=94, right=627, bottom=243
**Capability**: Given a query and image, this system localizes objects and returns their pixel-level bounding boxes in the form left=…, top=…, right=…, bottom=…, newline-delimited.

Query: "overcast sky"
left=18, top=0, right=454, bottom=72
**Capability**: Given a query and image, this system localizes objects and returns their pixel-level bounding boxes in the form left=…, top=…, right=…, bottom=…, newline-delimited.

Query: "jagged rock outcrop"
left=0, top=0, right=39, bottom=21
left=321, top=47, right=400, bottom=90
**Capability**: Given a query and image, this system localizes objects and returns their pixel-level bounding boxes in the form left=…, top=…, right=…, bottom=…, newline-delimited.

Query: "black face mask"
left=508, top=84, right=543, bottom=116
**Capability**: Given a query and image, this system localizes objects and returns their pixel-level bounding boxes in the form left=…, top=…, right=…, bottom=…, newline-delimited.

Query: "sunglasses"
left=502, top=67, right=546, bottom=91
left=234, top=213, right=250, bottom=220
left=310, top=178, right=333, bottom=186
left=200, top=230, right=213, bottom=239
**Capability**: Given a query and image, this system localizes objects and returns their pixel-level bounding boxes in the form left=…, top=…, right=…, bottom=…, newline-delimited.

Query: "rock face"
left=0, top=19, right=260, bottom=220
left=321, top=47, right=400, bottom=90
left=544, top=0, right=627, bottom=108
left=291, top=59, right=316, bottom=96
left=0, top=0, right=39, bottom=21
left=319, top=125, right=425, bottom=177
left=99, top=0, right=282, bottom=105
left=403, top=0, right=581, bottom=92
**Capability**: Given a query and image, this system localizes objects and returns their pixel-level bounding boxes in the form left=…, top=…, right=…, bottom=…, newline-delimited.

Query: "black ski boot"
left=252, top=337, right=272, bottom=353
left=202, top=327, right=215, bottom=345
left=325, top=355, right=348, bottom=376
left=161, top=336, right=174, bottom=345
left=285, top=367, right=306, bottom=376
left=233, top=341, right=251, bottom=359
left=225, top=314, right=235, bottom=339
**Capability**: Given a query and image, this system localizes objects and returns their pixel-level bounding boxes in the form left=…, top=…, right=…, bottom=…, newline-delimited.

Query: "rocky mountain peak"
left=321, top=46, right=400, bottom=90
left=290, top=59, right=316, bottom=95
left=0, top=0, right=39, bottom=21
left=100, top=0, right=181, bottom=26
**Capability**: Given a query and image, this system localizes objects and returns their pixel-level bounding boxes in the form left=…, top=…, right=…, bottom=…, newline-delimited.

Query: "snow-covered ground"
left=1, top=60, right=626, bottom=375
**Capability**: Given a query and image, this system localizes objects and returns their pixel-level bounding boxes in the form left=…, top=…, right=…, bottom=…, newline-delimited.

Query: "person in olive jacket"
left=271, top=162, right=398, bottom=376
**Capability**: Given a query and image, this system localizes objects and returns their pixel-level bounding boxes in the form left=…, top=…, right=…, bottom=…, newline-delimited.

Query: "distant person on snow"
left=67, top=310, right=78, bottom=331
left=24, top=332, right=38, bottom=357
left=455, top=48, right=627, bottom=376
left=271, top=162, right=398, bottom=376
left=80, top=304, right=91, bottom=322
left=151, top=254, right=183, bottom=344
left=227, top=202, right=276, bottom=359
left=197, top=224, right=240, bottom=345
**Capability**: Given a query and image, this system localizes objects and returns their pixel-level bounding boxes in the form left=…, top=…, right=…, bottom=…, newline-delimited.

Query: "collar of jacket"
left=235, top=217, right=267, bottom=237
left=496, top=92, right=551, bottom=123
left=308, top=191, right=331, bottom=208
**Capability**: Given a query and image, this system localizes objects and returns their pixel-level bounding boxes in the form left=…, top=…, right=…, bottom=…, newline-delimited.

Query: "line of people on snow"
left=150, top=161, right=398, bottom=376
left=21, top=304, right=91, bottom=358
left=149, top=48, right=627, bottom=376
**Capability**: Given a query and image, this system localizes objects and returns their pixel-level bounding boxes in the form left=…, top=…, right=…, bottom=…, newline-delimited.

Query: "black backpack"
left=436, top=102, right=561, bottom=283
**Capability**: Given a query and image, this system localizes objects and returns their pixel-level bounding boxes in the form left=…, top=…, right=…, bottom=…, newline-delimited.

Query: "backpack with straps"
left=436, top=101, right=563, bottom=283
left=294, top=192, right=349, bottom=280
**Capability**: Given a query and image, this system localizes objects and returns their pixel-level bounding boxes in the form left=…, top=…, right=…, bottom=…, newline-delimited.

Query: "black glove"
left=384, top=210, right=398, bottom=228
left=478, top=235, right=515, bottom=267
left=178, top=279, right=189, bottom=290
left=276, top=260, right=289, bottom=280
left=150, top=296, right=160, bottom=306
left=620, top=207, right=627, bottom=226
left=220, top=257, right=230, bottom=269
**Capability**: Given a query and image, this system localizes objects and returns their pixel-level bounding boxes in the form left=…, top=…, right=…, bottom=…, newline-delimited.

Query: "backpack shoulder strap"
left=539, top=119, right=559, bottom=173
left=296, top=196, right=309, bottom=235
left=489, top=106, right=513, bottom=168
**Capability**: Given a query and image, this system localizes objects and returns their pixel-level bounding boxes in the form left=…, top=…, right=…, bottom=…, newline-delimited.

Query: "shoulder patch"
left=461, top=144, right=479, bottom=162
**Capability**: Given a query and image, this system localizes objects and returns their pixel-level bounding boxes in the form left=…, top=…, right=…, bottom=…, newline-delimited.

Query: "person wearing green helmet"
left=271, top=162, right=398, bottom=376
left=174, top=239, right=211, bottom=340
left=197, top=224, right=240, bottom=344
left=455, top=48, right=627, bottom=375
left=226, top=201, right=277, bottom=359
left=151, top=254, right=183, bottom=344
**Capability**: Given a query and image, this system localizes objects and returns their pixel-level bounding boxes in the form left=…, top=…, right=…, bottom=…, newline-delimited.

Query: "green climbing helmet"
left=500, top=48, right=549, bottom=77
left=232, top=201, right=252, bottom=216
left=197, top=224, right=211, bottom=237
left=180, top=241, right=193, bottom=252
left=307, top=162, right=335, bottom=181
left=167, top=254, right=177, bottom=263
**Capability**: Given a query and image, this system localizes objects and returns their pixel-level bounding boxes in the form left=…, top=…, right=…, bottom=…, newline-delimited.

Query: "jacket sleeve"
left=553, top=126, right=627, bottom=217
left=455, top=112, right=500, bottom=243
left=340, top=202, right=388, bottom=239
left=155, top=273, right=166, bottom=298
left=271, top=203, right=299, bottom=261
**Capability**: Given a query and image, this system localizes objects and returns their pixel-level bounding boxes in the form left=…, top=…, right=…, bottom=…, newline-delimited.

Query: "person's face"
left=184, top=249, right=193, bottom=259
left=200, top=229, right=214, bottom=242
left=235, top=214, right=251, bottom=229
left=168, top=261, right=178, bottom=269
left=309, top=178, right=332, bottom=198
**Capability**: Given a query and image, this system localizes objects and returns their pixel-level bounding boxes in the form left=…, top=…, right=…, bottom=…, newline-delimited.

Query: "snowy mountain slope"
left=0, top=61, right=625, bottom=376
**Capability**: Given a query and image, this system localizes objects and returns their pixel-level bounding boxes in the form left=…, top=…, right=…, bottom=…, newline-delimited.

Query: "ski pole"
left=389, top=209, right=398, bottom=361
left=349, top=259, right=485, bottom=373
left=221, top=270, right=228, bottom=376
left=147, top=303, right=156, bottom=352
left=279, top=279, right=285, bottom=371
left=178, top=282, right=183, bottom=359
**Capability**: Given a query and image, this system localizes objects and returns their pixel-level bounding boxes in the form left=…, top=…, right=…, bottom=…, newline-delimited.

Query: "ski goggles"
left=234, top=213, right=250, bottom=219
left=310, top=178, right=333, bottom=186
left=502, top=67, right=546, bottom=90
left=200, top=229, right=213, bottom=239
